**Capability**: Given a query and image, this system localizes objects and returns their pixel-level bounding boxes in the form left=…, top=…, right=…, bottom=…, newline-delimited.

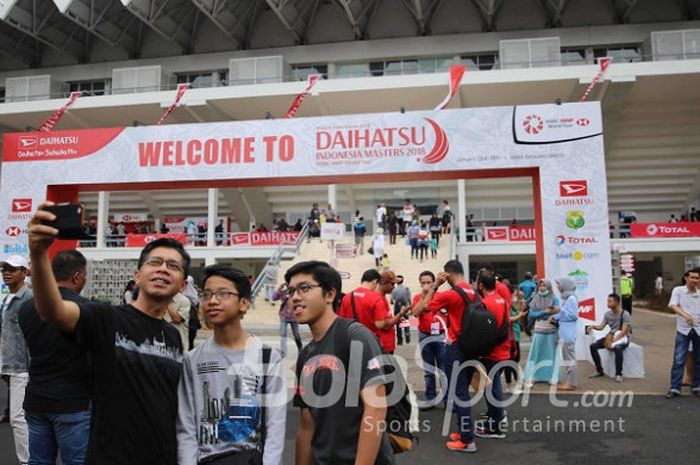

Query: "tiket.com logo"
left=5, top=226, right=22, bottom=238
left=555, top=250, right=600, bottom=261
left=19, top=137, right=37, bottom=148
left=522, top=114, right=544, bottom=135
left=565, top=210, right=585, bottom=230
left=560, top=180, right=588, bottom=197
left=315, top=117, right=449, bottom=165
left=11, top=199, right=33, bottom=213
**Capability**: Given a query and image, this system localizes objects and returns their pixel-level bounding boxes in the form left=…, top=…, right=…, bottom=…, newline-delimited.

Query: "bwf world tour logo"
left=522, top=115, right=544, bottom=135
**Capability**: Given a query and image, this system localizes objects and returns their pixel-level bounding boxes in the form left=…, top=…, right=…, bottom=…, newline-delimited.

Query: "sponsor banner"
left=514, top=104, right=602, bottom=144
left=578, top=297, right=596, bottom=320
left=115, top=213, right=149, bottom=223
left=630, top=222, right=700, bottom=238
left=509, top=225, right=536, bottom=241
left=229, top=232, right=300, bottom=246
left=335, top=243, right=356, bottom=259
left=484, top=227, right=509, bottom=241
left=124, top=233, right=187, bottom=247
left=321, top=223, right=346, bottom=241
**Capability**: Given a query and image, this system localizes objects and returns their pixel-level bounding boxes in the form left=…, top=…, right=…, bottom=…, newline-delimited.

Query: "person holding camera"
left=587, top=293, right=631, bottom=383
left=27, top=203, right=189, bottom=465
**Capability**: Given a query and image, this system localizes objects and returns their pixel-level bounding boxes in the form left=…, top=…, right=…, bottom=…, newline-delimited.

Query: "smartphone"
left=41, top=203, right=87, bottom=240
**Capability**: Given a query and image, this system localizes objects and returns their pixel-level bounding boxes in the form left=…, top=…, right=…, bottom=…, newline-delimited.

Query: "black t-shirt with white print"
left=75, top=303, right=183, bottom=465
left=294, top=317, right=395, bottom=465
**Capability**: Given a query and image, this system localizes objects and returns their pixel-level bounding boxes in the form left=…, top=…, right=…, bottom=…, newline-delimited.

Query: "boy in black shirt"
left=285, top=261, right=395, bottom=465
left=28, top=203, right=189, bottom=465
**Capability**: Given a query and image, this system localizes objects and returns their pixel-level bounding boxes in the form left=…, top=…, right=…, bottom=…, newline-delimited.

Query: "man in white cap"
left=0, top=254, right=33, bottom=464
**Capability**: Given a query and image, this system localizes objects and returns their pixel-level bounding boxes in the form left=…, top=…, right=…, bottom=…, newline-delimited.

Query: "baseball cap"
left=1, top=255, right=29, bottom=269
left=380, top=270, right=399, bottom=284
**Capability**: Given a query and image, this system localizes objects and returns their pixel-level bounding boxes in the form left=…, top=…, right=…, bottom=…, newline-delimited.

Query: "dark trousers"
left=590, top=337, right=628, bottom=377
left=621, top=295, right=633, bottom=314
left=504, top=341, right=521, bottom=384
left=394, top=303, right=410, bottom=344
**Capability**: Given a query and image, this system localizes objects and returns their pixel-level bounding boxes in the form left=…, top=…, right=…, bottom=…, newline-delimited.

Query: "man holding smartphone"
left=27, top=202, right=189, bottom=465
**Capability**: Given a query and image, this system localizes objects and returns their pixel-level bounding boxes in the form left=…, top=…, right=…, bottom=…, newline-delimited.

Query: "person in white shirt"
left=666, top=267, right=700, bottom=398
left=375, top=203, right=387, bottom=230
left=655, top=272, right=664, bottom=296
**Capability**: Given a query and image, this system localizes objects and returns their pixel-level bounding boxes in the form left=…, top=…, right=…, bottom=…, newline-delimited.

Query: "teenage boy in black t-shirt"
left=28, top=202, right=189, bottom=465
left=285, top=261, right=395, bottom=465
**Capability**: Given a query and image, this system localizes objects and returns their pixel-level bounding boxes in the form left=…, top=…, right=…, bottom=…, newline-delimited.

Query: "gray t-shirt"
left=603, top=310, right=631, bottom=334
left=177, top=336, right=286, bottom=465
left=294, top=318, right=395, bottom=465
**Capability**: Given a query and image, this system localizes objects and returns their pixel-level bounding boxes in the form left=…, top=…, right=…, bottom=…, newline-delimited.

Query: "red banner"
left=434, top=65, right=466, bottom=110
left=230, top=231, right=300, bottom=246
left=630, top=222, right=700, bottom=238
left=579, top=57, right=612, bottom=102
left=284, top=74, right=321, bottom=118
left=483, top=225, right=537, bottom=241
left=509, top=225, right=536, bottom=241
left=156, top=84, right=190, bottom=125
left=125, top=233, right=187, bottom=247
left=38, top=92, right=81, bottom=132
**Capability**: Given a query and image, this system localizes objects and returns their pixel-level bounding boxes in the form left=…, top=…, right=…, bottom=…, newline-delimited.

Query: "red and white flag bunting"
left=284, top=74, right=321, bottom=118
left=579, top=57, right=612, bottom=102
left=434, top=65, right=466, bottom=110
left=37, top=92, right=81, bottom=132
left=156, top=83, right=190, bottom=125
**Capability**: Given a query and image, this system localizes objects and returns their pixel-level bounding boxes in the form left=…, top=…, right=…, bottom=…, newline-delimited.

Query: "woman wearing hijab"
left=552, top=277, right=580, bottom=391
left=524, top=279, right=560, bottom=386
left=372, top=228, right=385, bottom=267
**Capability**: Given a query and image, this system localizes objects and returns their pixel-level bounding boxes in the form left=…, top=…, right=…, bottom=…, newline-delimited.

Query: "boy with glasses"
left=177, top=265, right=285, bottom=465
left=285, top=261, right=395, bottom=465
left=27, top=203, right=190, bottom=465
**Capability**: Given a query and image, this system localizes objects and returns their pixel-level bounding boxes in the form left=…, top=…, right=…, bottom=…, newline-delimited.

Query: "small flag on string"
left=156, top=83, right=190, bottom=125
left=284, top=74, right=321, bottom=118
left=579, top=57, right=612, bottom=102
left=37, top=92, right=81, bottom=132
left=434, top=64, right=466, bottom=110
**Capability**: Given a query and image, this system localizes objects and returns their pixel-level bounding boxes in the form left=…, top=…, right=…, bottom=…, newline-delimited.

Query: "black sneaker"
left=475, top=425, right=506, bottom=439
left=666, top=390, right=680, bottom=399
left=588, top=371, right=605, bottom=379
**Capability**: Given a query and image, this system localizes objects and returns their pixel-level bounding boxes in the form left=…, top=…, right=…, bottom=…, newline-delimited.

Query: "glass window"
left=68, top=80, right=107, bottom=96
left=594, top=46, right=641, bottom=63
left=561, top=48, right=587, bottom=65
left=460, top=54, right=496, bottom=71
left=175, top=72, right=214, bottom=89
left=335, top=63, right=370, bottom=78
left=292, top=64, right=328, bottom=81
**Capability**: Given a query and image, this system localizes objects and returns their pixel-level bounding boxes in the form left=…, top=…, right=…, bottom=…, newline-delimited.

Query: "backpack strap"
left=451, top=283, right=480, bottom=306
left=261, top=345, right=272, bottom=456
left=350, top=293, right=359, bottom=320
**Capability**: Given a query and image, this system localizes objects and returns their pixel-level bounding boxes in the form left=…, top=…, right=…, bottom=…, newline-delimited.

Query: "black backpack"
left=452, top=285, right=509, bottom=360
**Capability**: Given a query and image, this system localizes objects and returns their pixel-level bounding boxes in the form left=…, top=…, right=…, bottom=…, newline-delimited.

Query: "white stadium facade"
left=0, top=0, right=699, bottom=304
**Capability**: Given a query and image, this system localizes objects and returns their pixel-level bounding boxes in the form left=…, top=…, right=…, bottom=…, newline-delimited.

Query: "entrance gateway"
left=0, top=102, right=611, bottom=324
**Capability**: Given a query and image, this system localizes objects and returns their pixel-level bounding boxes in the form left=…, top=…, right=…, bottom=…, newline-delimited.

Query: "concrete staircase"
left=245, top=234, right=451, bottom=325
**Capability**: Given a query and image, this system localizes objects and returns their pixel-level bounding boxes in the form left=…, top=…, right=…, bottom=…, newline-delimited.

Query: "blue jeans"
left=26, top=409, right=91, bottom=465
left=419, top=332, right=447, bottom=402
left=446, top=343, right=474, bottom=442
left=480, top=359, right=504, bottom=432
left=670, top=329, right=700, bottom=393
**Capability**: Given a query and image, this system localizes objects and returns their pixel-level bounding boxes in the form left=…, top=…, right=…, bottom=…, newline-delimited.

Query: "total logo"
left=555, top=235, right=599, bottom=245
left=565, top=210, right=586, bottom=230
left=568, top=269, right=589, bottom=292
left=556, top=180, right=593, bottom=206
left=522, top=115, right=544, bottom=135
left=646, top=224, right=690, bottom=236
left=555, top=251, right=600, bottom=261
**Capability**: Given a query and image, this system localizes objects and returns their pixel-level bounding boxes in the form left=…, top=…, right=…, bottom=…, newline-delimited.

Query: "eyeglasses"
left=285, top=283, right=321, bottom=298
left=144, top=256, right=184, bottom=273
left=200, top=290, right=240, bottom=301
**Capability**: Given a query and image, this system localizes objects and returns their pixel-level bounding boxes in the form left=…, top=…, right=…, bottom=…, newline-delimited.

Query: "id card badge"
left=430, top=322, right=441, bottom=335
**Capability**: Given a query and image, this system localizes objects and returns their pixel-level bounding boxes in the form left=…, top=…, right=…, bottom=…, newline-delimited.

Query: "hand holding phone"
left=40, top=203, right=87, bottom=240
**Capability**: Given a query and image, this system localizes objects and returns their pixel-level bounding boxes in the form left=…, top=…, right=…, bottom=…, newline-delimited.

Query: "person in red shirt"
left=475, top=269, right=511, bottom=439
left=338, top=269, right=384, bottom=340
left=416, top=260, right=478, bottom=453
left=411, top=271, right=448, bottom=409
left=374, top=270, right=411, bottom=354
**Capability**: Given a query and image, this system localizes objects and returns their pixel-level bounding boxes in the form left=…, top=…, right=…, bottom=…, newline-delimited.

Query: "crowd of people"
left=0, top=201, right=699, bottom=465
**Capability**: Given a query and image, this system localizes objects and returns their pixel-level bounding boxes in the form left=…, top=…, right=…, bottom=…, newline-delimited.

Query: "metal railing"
left=250, top=221, right=309, bottom=306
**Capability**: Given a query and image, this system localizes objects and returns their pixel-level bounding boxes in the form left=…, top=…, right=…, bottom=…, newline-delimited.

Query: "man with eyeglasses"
left=0, top=254, right=33, bottom=464
left=28, top=203, right=189, bottom=465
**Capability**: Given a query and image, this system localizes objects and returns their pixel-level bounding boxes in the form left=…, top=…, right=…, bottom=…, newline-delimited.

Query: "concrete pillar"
left=458, top=179, right=466, bottom=244
left=328, top=184, right=337, bottom=212
left=96, top=191, right=110, bottom=248
left=207, top=188, right=218, bottom=247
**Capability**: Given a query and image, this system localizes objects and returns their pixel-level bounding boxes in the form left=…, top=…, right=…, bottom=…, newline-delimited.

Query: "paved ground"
left=2, top=306, right=699, bottom=464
